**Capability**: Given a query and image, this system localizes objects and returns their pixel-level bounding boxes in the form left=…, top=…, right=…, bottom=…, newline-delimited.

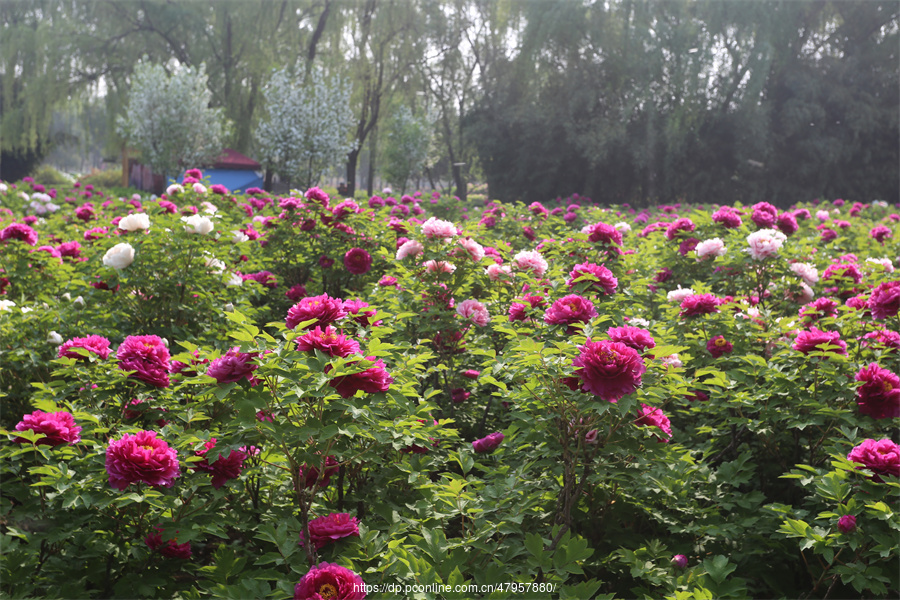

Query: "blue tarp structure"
left=202, top=168, right=264, bottom=193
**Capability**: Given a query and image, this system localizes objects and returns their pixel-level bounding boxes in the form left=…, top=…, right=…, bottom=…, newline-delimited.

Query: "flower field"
left=0, top=174, right=898, bottom=599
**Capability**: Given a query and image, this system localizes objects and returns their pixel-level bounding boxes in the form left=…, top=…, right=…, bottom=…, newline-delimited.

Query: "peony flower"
left=706, top=335, right=734, bottom=358
left=298, top=456, right=339, bottom=489
left=695, top=238, right=726, bottom=260
left=790, top=262, right=819, bottom=285
left=665, top=217, right=695, bottom=240
left=14, top=410, right=81, bottom=446
left=485, top=263, right=513, bottom=281
left=582, top=221, right=623, bottom=246
left=751, top=202, right=778, bottom=228
left=462, top=369, right=480, bottom=379
left=680, top=293, right=720, bottom=317
left=822, top=262, right=863, bottom=286
left=472, top=432, right=504, bottom=453
left=860, top=329, right=900, bottom=351
left=456, top=299, right=490, bottom=326
left=103, top=243, right=135, bottom=269
left=296, top=326, right=360, bottom=357
left=117, top=335, right=172, bottom=387
left=566, top=262, right=617, bottom=295
left=287, top=294, right=347, bottom=330
left=105, top=430, right=180, bottom=490
left=118, top=213, right=150, bottom=232
left=456, top=237, right=485, bottom=262
left=512, top=250, right=548, bottom=276
left=776, top=212, right=799, bottom=236
left=305, top=513, right=361, bottom=549
left=799, top=297, right=839, bottom=325
left=206, top=348, right=258, bottom=384
left=635, top=404, right=672, bottom=442
left=328, top=357, right=393, bottom=398
left=746, top=228, right=786, bottom=260
left=241, top=270, right=278, bottom=288
left=666, top=286, right=694, bottom=303
left=58, top=335, right=111, bottom=360
left=607, top=326, right=655, bottom=353
left=711, top=207, right=742, bottom=228
left=395, top=239, right=424, bottom=260
left=166, top=184, right=184, bottom=196
left=855, top=363, right=900, bottom=420
left=192, top=438, right=248, bottom=488
left=144, top=526, right=192, bottom=559
left=572, top=340, right=646, bottom=402
left=343, top=248, right=372, bottom=274
left=508, top=294, right=545, bottom=322
left=181, top=214, right=214, bottom=234
left=304, top=186, right=330, bottom=207
left=847, top=438, right=900, bottom=482
left=792, top=327, right=847, bottom=355
left=544, top=295, right=597, bottom=330
left=423, top=259, right=456, bottom=274
left=421, top=216, right=457, bottom=239
left=672, top=555, right=688, bottom=569
left=865, top=257, right=894, bottom=273
left=294, top=562, right=365, bottom=600
left=869, top=281, right=900, bottom=320
left=837, top=515, right=857, bottom=534
left=1, top=222, right=39, bottom=245
left=343, top=299, right=379, bottom=326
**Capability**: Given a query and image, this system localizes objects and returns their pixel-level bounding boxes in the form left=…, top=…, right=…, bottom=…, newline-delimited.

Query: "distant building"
left=128, top=148, right=264, bottom=194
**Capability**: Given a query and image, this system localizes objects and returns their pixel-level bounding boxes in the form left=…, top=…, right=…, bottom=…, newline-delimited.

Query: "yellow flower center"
left=318, top=583, right=338, bottom=599
left=885, top=383, right=893, bottom=392
left=140, top=445, right=155, bottom=454
left=715, top=338, right=727, bottom=347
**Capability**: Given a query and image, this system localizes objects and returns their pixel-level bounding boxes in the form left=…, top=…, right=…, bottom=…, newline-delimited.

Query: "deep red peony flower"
left=855, top=363, right=900, bottom=420
left=144, top=526, right=192, bottom=559
left=192, top=438, right=248, bottom=489
left=287, top=294, right=348, bottom=330
left=299, top=455, right=339, bottom=489
left=343, top=248, right=372, bottom=274
left=306, top=513, right=361, bottom=549
left=117, top=335, right=172, bottom=387
left=847, top=438, right=900, bottom=482
left=706, top=335, right=733, bottom=358
left=106, top=430, right=180, bottom=490
left=58, top=335, right=111, bottom=360
left=14, top=410, right=81, bottom=446
left=294, top=562, right=365, bottom=600
left=572, top=340, right=646, bottom=402
left=328, top=357, right=393, bottom=398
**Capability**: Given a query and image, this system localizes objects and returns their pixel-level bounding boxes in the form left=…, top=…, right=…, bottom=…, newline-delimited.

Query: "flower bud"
left=837, top=515, right=857, bottom=534
left=671, top=554, right=688, bottom=569
left=47, top=331, right=63, bottom=345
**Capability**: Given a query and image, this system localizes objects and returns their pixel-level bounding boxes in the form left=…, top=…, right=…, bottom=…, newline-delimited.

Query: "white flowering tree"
left=255, top=67, right=356, bottom=190
left=381, top=105, right=431, bottom=194
left=117, top=62, right=227, bottom=180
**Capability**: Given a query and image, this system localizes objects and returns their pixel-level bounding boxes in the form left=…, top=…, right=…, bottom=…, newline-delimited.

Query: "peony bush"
left=0, top=176, right=898, bottom=599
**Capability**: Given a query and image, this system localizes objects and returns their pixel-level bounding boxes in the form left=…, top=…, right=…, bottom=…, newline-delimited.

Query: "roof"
left=213, top=148, right=261, bottom=170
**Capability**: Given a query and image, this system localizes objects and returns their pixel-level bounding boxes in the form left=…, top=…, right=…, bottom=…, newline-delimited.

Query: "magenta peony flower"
left=751, top=202, right=778, bottom=228
left=241, top=270, right=278, bottom=288
left=855, top=363, right=900, bottom=420
left=299, top=456, right=339, bottom=489
left=287, top=294, right=348, bottom=330
left=210, top=184, right=228, bottom=195
left=451, top=387, right=471, bottom=403
left=544, top=295, right=597, bottom=330
left=799, top=297, right=839, bottom=325
left=706, top=335, right=733, bottom=358
left=861, top=329, right=900, bottom=351
left=776, top=212, right=799, bottom=236
left=870, top=225, right=892, bottom=243
left=328, top=357, right=393, bottom=398
left=0, top=222, right=38, bottom=245
left=582, top=221, right=623, bottom=246
left=286, top=283, right=308, bottom=301
left=343, top=248, right=372, bottom=274
left=635, top=404, right=672, bottom=442
left=192, top=438, right=248, bottom=489
left=144, top=526, right=192, bottom=559
left=680, top=293, right=720, bottom=317
left=869, top=281, right=900, bottom=320
left=672, top=554, right=689, bottom=569
left=117, top=335, right=172, bottom=387
left=206, top=348, right=259, bottom=384
left=472, top=432, right=504, bottom=453
left=837, top=515, right=857, bottom=534
left=566, top=263, right=617, bottom=295
left=294, top=562, right=365, bottom=600
left=343, top=299, right=379, bottom=326
left=572, top=340, right=646, bottom=402
left=58, top=335, right=111, bottom=360
left=105, top=430, right=180, bottom=490
left=296, top=326, right=361, bottom=358
left=847, top=438, right=900, bottom=482
left=508, top=294, right=545, bottom=322
left=711, top=207, right=742, bottom=228
left=822, top=262, right=863, bottom=286
left=665, top=217, right=696, bottom=240
left=306, top=513, right=361, bottom=549
left=14, top=410, right=81, bottom=446
left=462, top=369, right=480, bottom=379
left=607, top=326, right=656, bottom=353
left=792, top=328, right=847, bottom=355
left=304, top=187, right=330, bottom=207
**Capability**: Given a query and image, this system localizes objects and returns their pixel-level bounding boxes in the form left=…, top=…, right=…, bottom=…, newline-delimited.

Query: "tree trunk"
left=346, top=148, right=359, bottom=196
left=366, top=123, right=377, bottom=197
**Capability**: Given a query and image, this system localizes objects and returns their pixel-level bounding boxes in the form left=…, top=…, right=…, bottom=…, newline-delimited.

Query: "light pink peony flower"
left=666, top=287, right=694, bottom=303
left=456, top=299, right=490, bottom=326
left=456, top=237, right=485, bottom=262
left=485, top=263, right=513, bottom=281
left=695, top=238, right=726, bottom=260
left=423, top=259, right=456, bottom=274
left=14, top=410, right=81, bottom=446
left=512, top=250, right=548, bottom=276
left=746, top=229, right=786, bottom=260
left=105, top=430, right=180, bottom=490
left=395, top=239, right=424, bottom=260
left=790, top=262, right=819, bottom=285
left=421, top=216, right=457, bottom=239
left=294, top=562, right=365, bottom=600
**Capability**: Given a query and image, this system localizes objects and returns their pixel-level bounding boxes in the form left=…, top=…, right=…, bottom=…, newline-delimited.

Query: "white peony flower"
left=666, top=286, right=695, bottom=303
left=225, top=272, right=243, bottom=286
left=192, top=183, right=207, bottom=194
left=166, top=184, right=184, bottom=196
left=231, top=230, right=249, bottom=243
left=614, top=221, right=632, bottom=234
left=0, top=299, right=16, bottom=312
left=118, top=213, right=151, bottom=232
left=182, top=214, right=215, bottom=234
left=47, top=331, right=64, bottom=345
left=201, top=201, right=218, bottom=214
left=103, top=243, right=135, bottom=269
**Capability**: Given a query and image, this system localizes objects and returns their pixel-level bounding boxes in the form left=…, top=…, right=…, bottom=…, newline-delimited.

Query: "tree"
left=255, top=67, right=356, bottom=190
left=116, top=61, right=227, bottom=180
left=381, top=105, right=430, bottom=193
